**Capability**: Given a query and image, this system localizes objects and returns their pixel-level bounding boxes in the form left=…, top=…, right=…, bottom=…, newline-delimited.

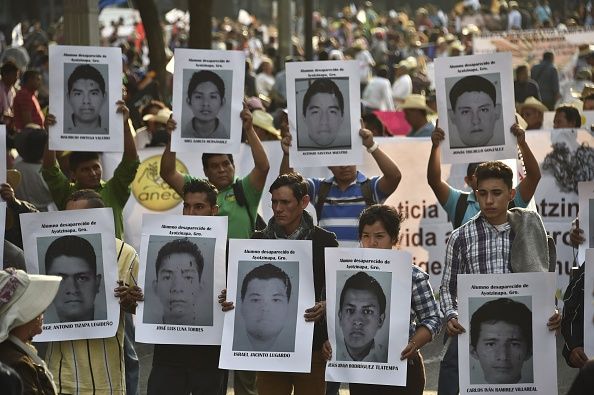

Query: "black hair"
left=0, top=62, right=18, bottom=78
left=68, top=152, right=100, bottom=172
left=470, top=297, right=532, bottom=354
left=65, top=189, right=105, bottom=208
left=466, top=162, right=482, bottom=178
left=183, top=178, right=218, bottom=206
left=21, top=69, right=40, bottom=85
left=269, top=172, right=308, bottom=201
left=16, top=128, right=47, bottom=163
left=543, top=51, right=554, bottom=62
left=45, top=235, right=97, bottom=274
left=201, top=153, right=234, bottom=170
left=140, top=100, right=167, bottom=118
left=186, top=70, right=225, bottom=102
left=155, top=238, right=205, bottom=281
left=302, top=78, right=345, bottom=117
left=358, top=204, right=404, bottom=242
left=475, top=161, right=513, bottom=189
left=240, top=263, right=291, bottom=301
left=555, top=105, right=582, bottom=127
left=449, top=75, right=496, bottom=110
left=67, top=64, right=106, bottom=95
left=339, top=271, right=386, bottom=315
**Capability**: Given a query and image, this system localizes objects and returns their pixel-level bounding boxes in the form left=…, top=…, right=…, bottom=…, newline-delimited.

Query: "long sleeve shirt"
left=439, top=214, right=514, bottom=320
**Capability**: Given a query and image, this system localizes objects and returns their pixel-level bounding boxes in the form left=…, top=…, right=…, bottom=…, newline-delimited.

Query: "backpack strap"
left=360, top=179, right=375, bottom=206
left=314, top=181, right=333, bottom=223
left=233, top=179, right=256, bottom=233
left=453, top=192, right=469, bottom=229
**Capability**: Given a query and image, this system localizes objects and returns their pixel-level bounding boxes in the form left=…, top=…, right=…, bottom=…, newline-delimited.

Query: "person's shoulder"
left=412, top=264, right=430, bottom=280
left=250, top=231, right=265, bottom=239
left=313, top=226, right=338, bottom=245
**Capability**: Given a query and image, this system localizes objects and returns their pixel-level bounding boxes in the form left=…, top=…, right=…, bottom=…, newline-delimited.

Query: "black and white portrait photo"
left=468, top=296, right=534, bottom=385
left=143, top=235, right=216, bottom=327
left=36, top=234, right=107, bottom=324
left=232, top=261, right=299, bottom=352
left=446, top=73, right=504, bottom=149
left=335, top=270, right=391, bottom=363
left=181, top=69, right=232, bottom=140
left=295, top=77, right=352, bottom=151
left=63, top=63, right=109, bottom=135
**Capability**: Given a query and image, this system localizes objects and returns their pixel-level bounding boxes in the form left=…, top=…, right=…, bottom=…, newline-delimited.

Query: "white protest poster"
left=0, top=202, right=5, bottom=265
left=434, top=52, right=517, bottom=164
left=324, top=248, right=412, bottom=386
left=20, top=208, right=119, bottom=341
left=286, top=60, right=362, bottom=167
left=458, top=272, right=557, bottom=394
left=585, top=249, right=594, bottom=357
left=0, top=125, right=5, bottom=184
left=578, top=182, right=594, bottom=264
left=135, top=214, right=227, bottom=345
left=170, top=48, right=245, bottom=154
left=48, top=45, right=123, bottom=152
left=219, top=239, right=314, bottom=372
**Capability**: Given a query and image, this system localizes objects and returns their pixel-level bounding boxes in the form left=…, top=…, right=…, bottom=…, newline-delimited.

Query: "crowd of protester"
left=0, top=0, right=593, bottom=394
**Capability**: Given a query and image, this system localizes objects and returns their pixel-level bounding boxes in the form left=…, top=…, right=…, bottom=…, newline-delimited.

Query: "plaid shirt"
left=410, top=265, right=442, bottom=338
left=440, top=213, right=514, bottom=320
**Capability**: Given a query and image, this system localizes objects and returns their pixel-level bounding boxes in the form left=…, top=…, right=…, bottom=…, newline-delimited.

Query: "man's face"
left=154, top=252, right=202, bottom=325
left=328, top=166, right=357, bottom=185
left=72, top=159, right=102, bottom=189
left=189, top=81, right=223, bottom=122
left=450, top=91, right=501, bottom=147
left=304, top=92, right=344, bottom=146
left=520, top=107, right=543, bottom=130
left=360, top=221, right=394, bottom=249
left=240, top=277, right=289, bottom=343
left=183, top=192, right=218, bottom=216
left=471, top=321, right=530, bottom=384
left=203, top=155, right=235, bottom=190
left=476, top=178, right=515, bottom=225
left=48, top=256, right=101, bottom=322
left=584, top=99, right=594, bottom=111
left=27, top=74, right=42, bottom=91
left=271, top=186, right=308, bottom=234
left=68, top=79, right=106, bottom=126
left=403, top=108, right=424, bottom=127
left=338, top=288, right=385, bottom=358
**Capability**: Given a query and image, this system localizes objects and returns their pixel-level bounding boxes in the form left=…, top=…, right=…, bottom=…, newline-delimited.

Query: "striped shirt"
left=440, top=214, right=514, bottom=320
left=45, top=239, right=139, bottom=395
left=308, top=172, right=387, bottom=246
left=410, top=265, right=442, bottom=339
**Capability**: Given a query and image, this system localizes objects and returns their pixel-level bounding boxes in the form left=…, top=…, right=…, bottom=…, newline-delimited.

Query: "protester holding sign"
left=323, top=204, right=441, bottom=394
left=438, top=161, right=560, bottom=395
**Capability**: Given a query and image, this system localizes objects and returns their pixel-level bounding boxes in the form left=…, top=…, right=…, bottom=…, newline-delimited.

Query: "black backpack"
left=314, top=179, right=375, bottom=223
left=232, top=180, right=267, bottom=232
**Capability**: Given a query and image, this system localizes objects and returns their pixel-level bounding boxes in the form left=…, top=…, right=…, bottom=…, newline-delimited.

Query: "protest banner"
left=578, top=182, right=594, bottom=264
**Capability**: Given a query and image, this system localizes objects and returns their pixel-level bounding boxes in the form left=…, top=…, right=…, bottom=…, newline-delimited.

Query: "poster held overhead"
left=286, top=60, right=362, bottom=167
left=170, top=48, right=245, bottom=154
left=48, top=45, right=123, bottom=152
left=434, top=52, right=517, bottom=164
left=578, top=181, right=594, bottom=264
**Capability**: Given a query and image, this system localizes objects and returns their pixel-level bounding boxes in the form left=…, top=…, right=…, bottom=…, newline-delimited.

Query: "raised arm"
left=511, top=123, right=541, bottom=202
left=427, top=122, right=451, bottom=206
left=159, top=117, right=186, bottom=196
left=279, top=132, right=294, bottom=175
left=243, top=105, right=270, bottom=192
left=118, top=100, right=138, bottom=162
left=42, top=114, right=57, bottom=169
left=359, top=127, right=401, bottom=195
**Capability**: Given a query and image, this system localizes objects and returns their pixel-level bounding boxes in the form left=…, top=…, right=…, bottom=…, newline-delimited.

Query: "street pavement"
left=136, top=330, right=577, bottom=394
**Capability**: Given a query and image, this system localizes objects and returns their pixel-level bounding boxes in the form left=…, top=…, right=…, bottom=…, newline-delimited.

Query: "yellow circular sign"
left=131, top=155, right=189, bottom=211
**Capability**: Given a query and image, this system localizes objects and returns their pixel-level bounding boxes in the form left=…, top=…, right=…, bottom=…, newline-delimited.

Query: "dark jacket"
left=0, top=340, right=56, bottom=395
left=252, top=225, right=338, bottom=350
left=561, top=264, right=584, bottom=367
